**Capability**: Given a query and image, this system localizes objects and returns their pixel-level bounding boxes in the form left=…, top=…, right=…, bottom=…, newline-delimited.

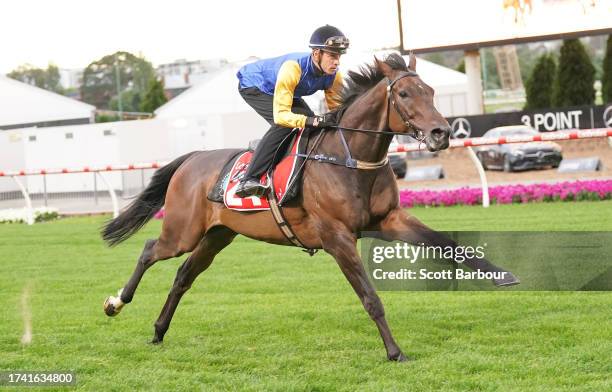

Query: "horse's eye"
left=398, top=91, right=408, bottom=98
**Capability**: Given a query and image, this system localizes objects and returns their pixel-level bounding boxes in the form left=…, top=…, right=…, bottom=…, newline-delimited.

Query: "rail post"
left=11, top=175, right=34, bottom=225
left=95, top=172, right=119, bottom=218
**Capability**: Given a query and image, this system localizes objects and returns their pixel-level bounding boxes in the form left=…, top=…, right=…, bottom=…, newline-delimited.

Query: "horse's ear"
left=375, top=56, right=393, bottom=77
left=408, top=51, right=417, bottom=71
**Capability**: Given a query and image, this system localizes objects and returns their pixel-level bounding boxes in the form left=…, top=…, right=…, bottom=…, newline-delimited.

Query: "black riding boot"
left=235, top=124, right=294, bottom=198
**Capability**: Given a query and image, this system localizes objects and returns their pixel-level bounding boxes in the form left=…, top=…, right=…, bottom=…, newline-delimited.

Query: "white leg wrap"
left=109, top=288, right=125, bottom=310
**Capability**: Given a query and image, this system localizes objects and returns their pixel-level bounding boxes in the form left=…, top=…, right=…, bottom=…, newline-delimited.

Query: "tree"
left=456, top=59, right=465, bottom=73
left=140, top=78, right=168, bottom=113
left=7, top=64, right=64, bottom=94
left=602, top=35, right=612, bottom=103
left=553, top=39, right=595, bottom=107
left=524, top=53, right=556, bottom=110
left=110, top=90, right=142, bottom=113
left=516, top=43, right=549, bottom=88
left=80, top=51, right=155, bottom=110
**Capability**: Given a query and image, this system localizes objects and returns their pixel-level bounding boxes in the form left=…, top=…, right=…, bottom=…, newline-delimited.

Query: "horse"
left=102, top=53, right=518, bottom=362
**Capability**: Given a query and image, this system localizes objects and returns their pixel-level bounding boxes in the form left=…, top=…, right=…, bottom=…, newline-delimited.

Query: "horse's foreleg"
left=374, top=208, right=519, bottom=286
left=321, top=226, right=407, bottom=362
left=151, top=226, right=236, bottom=344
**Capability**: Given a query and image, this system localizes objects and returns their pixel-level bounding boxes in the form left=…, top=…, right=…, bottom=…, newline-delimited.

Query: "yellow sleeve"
left=324, top=71, right=344, bottom=110
left=273, top=60, right=307, bottom=128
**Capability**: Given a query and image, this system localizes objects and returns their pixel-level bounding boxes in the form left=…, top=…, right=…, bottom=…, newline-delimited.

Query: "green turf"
left=407, top=201, right=612, bottom=231
left=1, top=201, right=611, bottom=391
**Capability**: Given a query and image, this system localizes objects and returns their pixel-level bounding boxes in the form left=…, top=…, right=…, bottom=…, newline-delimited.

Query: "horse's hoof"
left=494, top=271, right=520, bottom=287
left=388, top=352, right=410, bottom=362
left=103, top=294, right=125, bottom=317
left=150, top=337, right=163, bottom=345
left=103, top=297, right=118, bottom=316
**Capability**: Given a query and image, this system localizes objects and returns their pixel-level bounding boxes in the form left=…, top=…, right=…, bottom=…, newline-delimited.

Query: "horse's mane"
left=336, top=53, right=408, bottom=111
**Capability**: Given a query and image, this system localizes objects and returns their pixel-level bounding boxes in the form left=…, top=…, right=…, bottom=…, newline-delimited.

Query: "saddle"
left=207, top=128, right=310, bottom=211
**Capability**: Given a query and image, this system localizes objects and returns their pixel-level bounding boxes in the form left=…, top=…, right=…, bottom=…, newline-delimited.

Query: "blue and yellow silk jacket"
left=237, top=52, right=343, bottom=128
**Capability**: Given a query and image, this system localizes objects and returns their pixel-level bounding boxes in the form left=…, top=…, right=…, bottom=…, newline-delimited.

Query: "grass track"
left=1, top=201, right=611, bottom=391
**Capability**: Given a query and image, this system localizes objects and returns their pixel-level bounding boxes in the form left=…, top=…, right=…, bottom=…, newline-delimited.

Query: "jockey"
left=235, top=24, right=349, bottom=198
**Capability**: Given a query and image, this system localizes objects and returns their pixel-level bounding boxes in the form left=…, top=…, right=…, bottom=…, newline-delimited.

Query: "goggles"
left=324, top=36, right=350, bottom=49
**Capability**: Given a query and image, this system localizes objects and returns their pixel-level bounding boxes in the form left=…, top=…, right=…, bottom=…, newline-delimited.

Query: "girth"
left=265, top=127, right=389, bottom=256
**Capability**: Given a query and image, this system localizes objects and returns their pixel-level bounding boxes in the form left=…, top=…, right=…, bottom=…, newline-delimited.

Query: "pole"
left=481, top=49, right=488, bottom=104
left=12, top=176, right=34, bottom=225
left=96, top=172, right=119, bottom=218
left=94, top=172, right=98, bottom=205
left=464, top=50, right=484, bottom=115
left=466, top=147, right=490, bottom=208
left=43, top=174, right=48, bottom=207
left=396, top=0, right=405, bottom=54
left=115, top=58, right=123, bottom=120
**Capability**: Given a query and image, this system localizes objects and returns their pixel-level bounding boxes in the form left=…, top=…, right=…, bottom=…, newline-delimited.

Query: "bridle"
left=314, top=71, right=426, bottom=169
left=385, top=71, right=424, bottom=141
left=280, top=70, right=427, bottom=179
left=332, top=71, right=425, bottom=143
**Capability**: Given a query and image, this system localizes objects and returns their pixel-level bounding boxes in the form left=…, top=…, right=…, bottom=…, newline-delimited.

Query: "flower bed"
left=0, top=207, right=60, bottom=224
left=399, top=180, right=612, bottom=208
left=154, top=209, right=165, bottom=219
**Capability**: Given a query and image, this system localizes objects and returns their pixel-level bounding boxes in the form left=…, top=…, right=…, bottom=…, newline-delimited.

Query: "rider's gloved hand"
left=305, top=113, right=337, bottom=129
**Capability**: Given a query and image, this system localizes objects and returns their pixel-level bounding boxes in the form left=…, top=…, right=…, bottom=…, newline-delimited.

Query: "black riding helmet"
left=309, top=25, right=349, bottom=54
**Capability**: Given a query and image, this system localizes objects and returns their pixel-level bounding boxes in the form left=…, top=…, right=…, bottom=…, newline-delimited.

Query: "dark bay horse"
left=102, top=53, right=518, bottom=361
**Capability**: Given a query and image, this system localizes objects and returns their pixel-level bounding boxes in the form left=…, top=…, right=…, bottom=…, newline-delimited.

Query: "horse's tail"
left=101, top=151, right=198, bottom=246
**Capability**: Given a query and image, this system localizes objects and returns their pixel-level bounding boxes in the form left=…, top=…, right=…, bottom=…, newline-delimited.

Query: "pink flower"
left=399, top=180, right=612, bottom=207
left=154, top=208, right=165, bottom=219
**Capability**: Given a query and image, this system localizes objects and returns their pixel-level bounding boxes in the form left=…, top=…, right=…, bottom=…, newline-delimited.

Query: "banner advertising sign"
left=447, top=104, right=612, bottom=138
left=401, top=0, right=612, bottom=52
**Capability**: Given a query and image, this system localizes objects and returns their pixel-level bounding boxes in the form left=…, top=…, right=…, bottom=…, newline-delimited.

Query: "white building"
left=0, top=75, right=95, bottom=130
left=156, top=58, right=229, bottom=97
left=155, top=62, right=270, bottom=149
left=0, top=118, right=199, bottom=195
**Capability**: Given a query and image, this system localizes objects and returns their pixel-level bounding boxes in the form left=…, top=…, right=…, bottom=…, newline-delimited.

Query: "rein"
left=266, top=71, right=422, bottom=254
left=331, top=71, right=423, bottom=138
left=300, top=71, right=426, bottom=170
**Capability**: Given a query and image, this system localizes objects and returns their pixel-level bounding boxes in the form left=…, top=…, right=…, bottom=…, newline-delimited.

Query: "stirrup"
left=235, top=179, right=269, bottom=198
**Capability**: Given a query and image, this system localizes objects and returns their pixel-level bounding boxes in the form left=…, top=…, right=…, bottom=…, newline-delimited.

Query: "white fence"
left=0, top=163, right=165, bottom=222
left=2, top=128, right=611, bottom=223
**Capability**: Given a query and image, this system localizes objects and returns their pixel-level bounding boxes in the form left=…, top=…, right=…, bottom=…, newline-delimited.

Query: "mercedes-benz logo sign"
left=451, top=117, right=471, bottom=139
left=603, top=105, right=612, bottom=128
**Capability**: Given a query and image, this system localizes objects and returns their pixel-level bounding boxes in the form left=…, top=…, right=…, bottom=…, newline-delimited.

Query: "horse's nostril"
left=431, top=128, right=450, bottom=140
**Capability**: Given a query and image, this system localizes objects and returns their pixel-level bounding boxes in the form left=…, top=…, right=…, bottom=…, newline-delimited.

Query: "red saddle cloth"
left=223, top=129, right=305, bottom=211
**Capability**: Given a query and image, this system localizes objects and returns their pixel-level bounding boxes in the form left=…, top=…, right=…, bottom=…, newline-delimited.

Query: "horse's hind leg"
left=104, top=218, right=202, bottom=316
left=151, top=226, right=236, bottom=344
left=375, top=208, right=519, bottom=286
left=103, top=237, right=187, bottom=316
